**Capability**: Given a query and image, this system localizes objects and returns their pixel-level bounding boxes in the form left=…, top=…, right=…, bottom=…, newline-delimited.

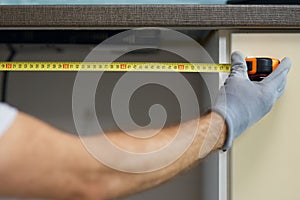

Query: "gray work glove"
left=213, top=51, right=291, bottom=150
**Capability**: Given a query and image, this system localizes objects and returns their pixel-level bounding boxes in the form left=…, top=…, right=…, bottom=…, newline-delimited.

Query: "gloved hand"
left=213, top=51, right=291, bottom=150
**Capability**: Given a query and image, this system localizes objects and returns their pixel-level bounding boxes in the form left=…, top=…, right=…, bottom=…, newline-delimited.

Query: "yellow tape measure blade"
left=0, top=62, right=231, bottom=73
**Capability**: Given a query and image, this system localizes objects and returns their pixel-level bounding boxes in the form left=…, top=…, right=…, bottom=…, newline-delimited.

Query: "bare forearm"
left=0, top=112, right=226, bottom=200
left=0, top=113, right=94, bottom=199
left=95, top=112, right=226, bottom=199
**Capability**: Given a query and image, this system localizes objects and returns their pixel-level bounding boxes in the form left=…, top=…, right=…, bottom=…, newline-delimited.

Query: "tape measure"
left=246, top=57, right=280, bottom=81
left=0, top=62, right=231, bottom=73
left=0, top=57, right=280, bottom=81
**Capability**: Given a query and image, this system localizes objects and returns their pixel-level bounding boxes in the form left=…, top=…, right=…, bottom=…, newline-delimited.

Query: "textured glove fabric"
left=213, top=51, right=291, bottom=150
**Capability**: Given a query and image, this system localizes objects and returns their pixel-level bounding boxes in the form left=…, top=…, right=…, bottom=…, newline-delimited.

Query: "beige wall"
left=231, top=33, right=300, bottom=200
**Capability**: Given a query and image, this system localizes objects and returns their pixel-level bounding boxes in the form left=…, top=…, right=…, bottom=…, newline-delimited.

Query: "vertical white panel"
left=218, top=30, right=231, bottom=200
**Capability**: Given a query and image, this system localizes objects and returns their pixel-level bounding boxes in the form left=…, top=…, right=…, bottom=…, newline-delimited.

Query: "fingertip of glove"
left=231, top=51, right=246, bottom=62
left=230, top=51, right=248, bottom=76
left=279, top=57, right=292, bottom=72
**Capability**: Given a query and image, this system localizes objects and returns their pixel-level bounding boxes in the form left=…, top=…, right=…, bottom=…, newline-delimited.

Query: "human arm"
left=0, top=51, right=291, bottom=200
left=0, top=111, right=226, bottom=200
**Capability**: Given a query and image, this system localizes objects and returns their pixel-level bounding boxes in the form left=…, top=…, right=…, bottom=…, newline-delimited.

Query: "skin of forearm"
left=0, top=112, right=226, bottom=200
left=0, top=113, right=94, bottom=200
left=97, top=112, right=226, bottom=199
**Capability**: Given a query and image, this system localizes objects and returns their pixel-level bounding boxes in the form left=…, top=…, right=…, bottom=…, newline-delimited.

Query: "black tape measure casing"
left=246, top=57, right=280, bottom=81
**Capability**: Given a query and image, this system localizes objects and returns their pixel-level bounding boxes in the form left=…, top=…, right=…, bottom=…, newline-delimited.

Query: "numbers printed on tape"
left=178, top=64, right=185, bottom=70
left=63, top=64, right=69, bottom=69
left=6, top=64, right=12, bottom=69
left=0, top=62, right=231, bottom=73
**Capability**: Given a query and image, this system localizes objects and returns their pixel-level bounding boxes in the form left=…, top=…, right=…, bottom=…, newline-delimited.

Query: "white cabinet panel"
left=231, top=33, right=300, bottom=200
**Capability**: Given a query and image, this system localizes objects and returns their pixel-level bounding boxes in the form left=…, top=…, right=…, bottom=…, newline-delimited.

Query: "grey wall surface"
left=0, top=30, right=220, bottom=200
